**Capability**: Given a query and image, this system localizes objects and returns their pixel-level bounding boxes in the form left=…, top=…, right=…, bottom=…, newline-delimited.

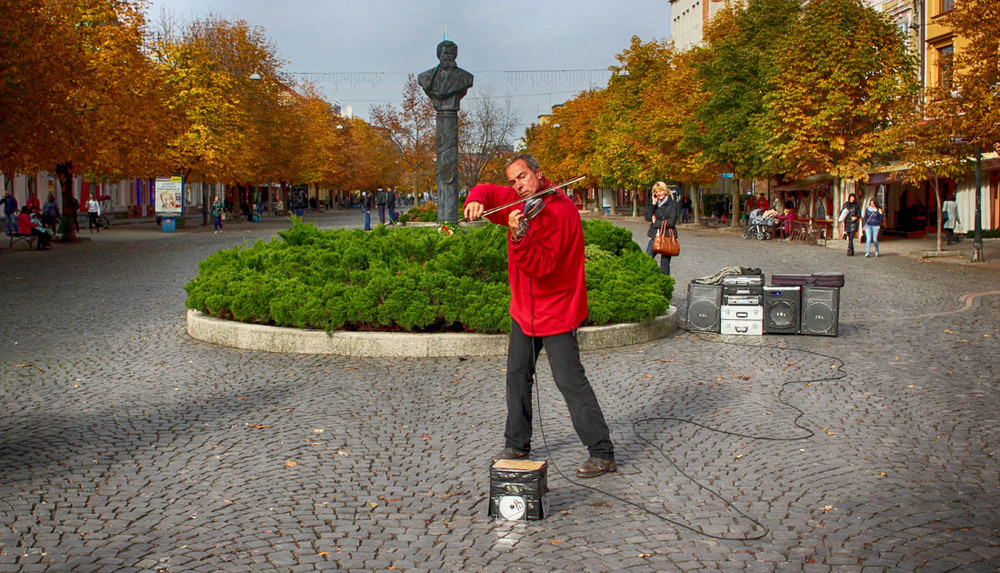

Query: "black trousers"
left=504, top=320, right=614, bottom=460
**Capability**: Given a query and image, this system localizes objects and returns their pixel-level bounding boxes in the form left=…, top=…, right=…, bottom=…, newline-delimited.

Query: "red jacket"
left=465, top=181, right=588, bottom=336
left=17, top=212, right=32, bottom=235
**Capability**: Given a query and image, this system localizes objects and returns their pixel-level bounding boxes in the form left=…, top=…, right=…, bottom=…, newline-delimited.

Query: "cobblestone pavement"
left=1, top=211, right=998, bottom=572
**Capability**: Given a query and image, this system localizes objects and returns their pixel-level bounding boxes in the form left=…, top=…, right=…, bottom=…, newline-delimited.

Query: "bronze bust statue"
left=418, top=41, right=474, bottom=112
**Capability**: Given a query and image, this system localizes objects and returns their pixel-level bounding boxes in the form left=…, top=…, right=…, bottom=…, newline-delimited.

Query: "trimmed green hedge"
left=185, top=218, right=673, bottom=333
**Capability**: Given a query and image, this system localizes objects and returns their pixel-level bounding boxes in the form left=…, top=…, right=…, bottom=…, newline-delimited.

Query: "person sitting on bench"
left=17, top=206, right=51, bottom=250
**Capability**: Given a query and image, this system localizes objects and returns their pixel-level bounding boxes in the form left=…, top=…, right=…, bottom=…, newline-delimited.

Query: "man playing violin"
left=463, top=154, right=616, bottom=478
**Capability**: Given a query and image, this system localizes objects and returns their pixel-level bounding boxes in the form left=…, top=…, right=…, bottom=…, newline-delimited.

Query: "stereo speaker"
left=687, top=283, right=722, bottom=332
left=800, top=286, right=840, bottom=336
left=763, top=286, right=801, bottom=334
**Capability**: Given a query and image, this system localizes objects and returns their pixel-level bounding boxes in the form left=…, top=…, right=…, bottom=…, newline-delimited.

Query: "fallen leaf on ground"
left=248, top=424, right=271, bottom=429
left=421, top=434, right=431, bottom=440
left=285, top=460, right=297, bottom=468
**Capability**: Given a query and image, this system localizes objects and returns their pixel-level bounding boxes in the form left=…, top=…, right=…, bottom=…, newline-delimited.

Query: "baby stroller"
left=743, top=208, right=775, bottom=240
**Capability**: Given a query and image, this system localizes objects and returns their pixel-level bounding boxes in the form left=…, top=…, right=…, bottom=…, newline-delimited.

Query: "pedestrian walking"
left=862, top=198, right=883, bottom=257
left=463, top=153, right=616, bottom=479
left=942, top=195, right=960, bottom=245
left=376, top=187, right=387, bottom=225
left=387, top=187, right=398, bottom=224
left=360, top=190, right=372, bottom=231
left=839, top=193, right=861, bottom=256
left=645, top=181, right=680, bottom=275
left=211, top=195, right=224, bottom=233
left=86, top=195, right=101, bottom=233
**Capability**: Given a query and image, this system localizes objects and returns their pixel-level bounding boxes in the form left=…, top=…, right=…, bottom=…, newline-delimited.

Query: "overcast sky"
left=145, top=0, right=672, bottom=135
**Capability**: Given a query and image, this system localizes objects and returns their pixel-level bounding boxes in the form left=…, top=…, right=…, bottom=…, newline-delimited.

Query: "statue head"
left=436, top=41, right=458, bottom=67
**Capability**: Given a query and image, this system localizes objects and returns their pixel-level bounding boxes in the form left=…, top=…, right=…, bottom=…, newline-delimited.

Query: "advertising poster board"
left=155, top=177, right=183, bottom=215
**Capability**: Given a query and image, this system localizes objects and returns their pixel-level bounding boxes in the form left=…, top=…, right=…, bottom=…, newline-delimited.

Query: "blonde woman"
left=644, top=181, right=680, bottom=275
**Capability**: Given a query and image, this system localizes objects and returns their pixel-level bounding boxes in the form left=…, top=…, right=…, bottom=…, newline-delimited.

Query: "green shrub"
left=398, top=202, right=438, bottom=223
left=186, top=218, right=673, bottom=333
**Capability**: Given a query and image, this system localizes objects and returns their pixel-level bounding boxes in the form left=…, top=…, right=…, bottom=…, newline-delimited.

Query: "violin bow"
left=459, top=175, right=586, bottom=223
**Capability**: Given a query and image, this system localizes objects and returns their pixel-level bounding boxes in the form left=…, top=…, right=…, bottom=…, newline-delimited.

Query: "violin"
left=513, top=196, right=546, bottom=240
left=459, top=176, right=585, bottom=224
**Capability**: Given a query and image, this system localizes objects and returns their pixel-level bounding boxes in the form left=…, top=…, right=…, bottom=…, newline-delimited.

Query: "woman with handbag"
left=838, top=193, right=862, bottom=256
left=645, top=181, right=680, bottom=275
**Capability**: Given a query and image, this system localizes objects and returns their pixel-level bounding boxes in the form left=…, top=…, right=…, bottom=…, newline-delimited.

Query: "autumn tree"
left=895, top=112, right=972, bottom=251
left=764, top=0, right=919, bottom=220
left=942, top=0, right=1000, bottom=154
left=524, top=89, right=607, bottom=210
left=370, top=75, right=435, bottom=200
left=687, top=0, right=801, bottom=226
left=635, top=48, right=720, bottom=222
left=297, top=86, right=353, bottom=206
left=457, top=86, right=519, bottom=189
left=594, top=36, right=675, bottom=217
left=340, top=118, right=399, bottom=194
left=1, top=0, right=175, bottom=239
left=152, top=14, right=287, bottom=212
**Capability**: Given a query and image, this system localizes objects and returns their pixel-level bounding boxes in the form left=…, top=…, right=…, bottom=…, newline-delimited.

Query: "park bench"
left=6, top=230, right=37, bottom=249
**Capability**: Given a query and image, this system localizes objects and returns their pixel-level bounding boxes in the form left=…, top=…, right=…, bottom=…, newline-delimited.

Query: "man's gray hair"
left=506, top=153, right=540, bottom=173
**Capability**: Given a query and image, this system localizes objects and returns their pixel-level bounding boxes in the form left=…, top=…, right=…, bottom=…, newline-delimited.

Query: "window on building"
left=940, top=0, right=954, bottom=13
left=938, top=44, right=954, bottom=90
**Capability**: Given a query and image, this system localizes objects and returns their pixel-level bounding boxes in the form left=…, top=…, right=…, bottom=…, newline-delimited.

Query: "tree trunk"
left=55, top=162, right=77, bottom=242
left=933, top=176, right=942, bottom=252
left=689, top=182, right=701, bottom=223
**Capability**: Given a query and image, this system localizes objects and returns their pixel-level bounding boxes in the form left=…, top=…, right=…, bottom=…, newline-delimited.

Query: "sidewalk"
left=588, top=210, right=1000, bottom=269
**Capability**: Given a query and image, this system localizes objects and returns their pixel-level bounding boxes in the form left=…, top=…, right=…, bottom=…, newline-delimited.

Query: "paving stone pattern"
left=1, top=212, right=998, bottom=572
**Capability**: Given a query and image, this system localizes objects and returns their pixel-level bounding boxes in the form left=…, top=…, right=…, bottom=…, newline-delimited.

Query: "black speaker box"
left=763, top=286, right=801, bottom=334
left=687, top=283, right=722, bottom=332
left=800, top=286, right=840, bottom=336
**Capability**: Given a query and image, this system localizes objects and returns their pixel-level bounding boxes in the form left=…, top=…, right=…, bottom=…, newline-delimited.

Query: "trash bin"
left=604, top=207, right=611, bottom=215
left=162, top=217, right=176, bottom=233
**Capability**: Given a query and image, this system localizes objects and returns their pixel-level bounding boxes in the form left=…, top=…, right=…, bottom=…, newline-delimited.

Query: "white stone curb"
left=186, top=307, right=677, bottom=357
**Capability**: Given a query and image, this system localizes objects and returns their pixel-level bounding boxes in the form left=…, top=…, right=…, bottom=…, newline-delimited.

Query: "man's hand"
left=463, top=201, right=484, bottom=221
left=508, top=209, right=524, bottom=237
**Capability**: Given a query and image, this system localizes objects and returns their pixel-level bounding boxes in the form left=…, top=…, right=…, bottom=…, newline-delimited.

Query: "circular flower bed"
left=185, top=218, right=673, bottom=334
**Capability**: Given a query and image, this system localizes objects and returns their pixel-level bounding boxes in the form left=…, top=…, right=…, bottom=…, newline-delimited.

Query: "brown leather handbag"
left=653, top=222, right=679, bottom=256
